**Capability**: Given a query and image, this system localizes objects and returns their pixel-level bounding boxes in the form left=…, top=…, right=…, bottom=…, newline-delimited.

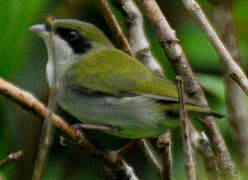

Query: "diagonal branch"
left=209, top=0, right=248, bottom=168
left=0, top=150, right=24, bottom=168
left=98, top=0, right=133, bottom=56
left=0, top=77, right=139, bottom=180
left=120, top=0, right=164, bottom=76
left=182, top=0, right=248, bottom=96
left=139, top=0, right=237, bottom=178
left=32, top=17, right=57, bottom=180
left=98, top=0, right=163, bottom=175
left=120, top=1, right=221, bottom=178
left=177, top=76, right=197, bottom=180
left=157, top=131, right=173, bottom=180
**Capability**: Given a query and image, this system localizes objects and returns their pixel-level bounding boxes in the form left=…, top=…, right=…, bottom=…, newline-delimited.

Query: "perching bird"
left=30, top=19, right=221, bottom=139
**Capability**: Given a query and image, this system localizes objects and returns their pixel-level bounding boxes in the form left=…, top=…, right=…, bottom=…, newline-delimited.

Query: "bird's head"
left=30, top=19, right=113, bottom=63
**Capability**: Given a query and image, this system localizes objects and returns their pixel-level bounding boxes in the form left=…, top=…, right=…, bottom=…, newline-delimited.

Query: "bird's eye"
left=56, top=27, right=92, bottom=54
left=65, top=30, right=78, bottom=40
left=56, top=28, right=79, bottom=41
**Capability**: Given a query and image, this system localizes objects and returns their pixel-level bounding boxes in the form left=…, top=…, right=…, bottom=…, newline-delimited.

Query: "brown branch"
left=118, top=0, right=165, bottom=174
left=120, top=0, right=164, bottom=76
left=98, top=0, right=163, bottom=175
left=0, top=150, right=24, bottom=168
left=189, top=124, right=219, bottom=180
left=209, top=0, right=248, bottom=168
left=157, top=131, right=173, bottom=180
left=120, top=1, right=218, bottom=178
left=182, top=0, right=248, bottom=96
left=139, top=0, right=237, bottom=178
left=0, top=77, right=139, bottom=180
left=32, top=17, right=57, bottom=180
left=98, top=0, right=133, bottom=56
left=177, top=76, right=197, bottom=180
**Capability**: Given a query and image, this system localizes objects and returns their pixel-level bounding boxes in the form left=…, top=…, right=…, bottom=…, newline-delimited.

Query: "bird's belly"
left=57, top=88, right=177, bottom=138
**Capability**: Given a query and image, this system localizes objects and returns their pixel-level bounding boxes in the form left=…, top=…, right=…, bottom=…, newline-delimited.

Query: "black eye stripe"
left=55, top=27, right=92, bottom=54
left=56, top=28, right=79, bottom=41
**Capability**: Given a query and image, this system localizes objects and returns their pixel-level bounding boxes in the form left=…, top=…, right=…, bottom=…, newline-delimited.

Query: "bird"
left=30, top=19, right=221, bottom=139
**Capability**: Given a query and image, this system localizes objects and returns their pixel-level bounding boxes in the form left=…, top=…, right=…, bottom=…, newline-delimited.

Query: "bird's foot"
left=112, top=139, right=139, bottom=158
left=60, top=123, right=115, bottom=146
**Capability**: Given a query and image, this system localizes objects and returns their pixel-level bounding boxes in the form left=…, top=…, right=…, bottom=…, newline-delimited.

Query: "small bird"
left=30, top=19, right=220, bottom=139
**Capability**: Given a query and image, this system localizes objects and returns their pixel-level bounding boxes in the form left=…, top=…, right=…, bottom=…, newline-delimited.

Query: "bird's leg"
left=71, top=123, right=115, bottom=131
left=60, top=123, right=115, bottom=146
left=113, top=139, right=140, bottom=157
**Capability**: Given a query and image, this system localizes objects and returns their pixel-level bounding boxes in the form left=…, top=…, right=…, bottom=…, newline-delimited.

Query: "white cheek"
left=54, top=36, right=74, bottom=62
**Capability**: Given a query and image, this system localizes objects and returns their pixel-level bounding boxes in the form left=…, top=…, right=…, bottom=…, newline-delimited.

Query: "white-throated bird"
left=30, top=19, right=221, bottom=139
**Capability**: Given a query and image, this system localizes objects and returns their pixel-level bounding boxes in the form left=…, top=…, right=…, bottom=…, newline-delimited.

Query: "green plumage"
left=70, top=48, right=178, bottom=100
left=31, top=19, right=221, bottom=139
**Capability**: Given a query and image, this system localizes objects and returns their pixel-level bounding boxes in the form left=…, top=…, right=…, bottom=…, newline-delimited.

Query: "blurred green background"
left=0, top=0, right=247, bottom=179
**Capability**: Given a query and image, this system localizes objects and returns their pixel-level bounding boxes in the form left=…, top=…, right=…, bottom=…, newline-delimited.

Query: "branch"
left=32, top=17, right=57, bottom=180
left=118, top=0, right=165, bottom=174
left=139, top=0, right=237, bottom=178
left=157, top=131, right=173, bottom=180
left=0, top=77, right=139, bottom=180
left=98, top=0, right=163, bottom=175
left=182, top=0, right=248, bottom=96
left=98, top=0, right=133, bottom=56
left=139, top=139, right=162, bottom=175
left=120, top=0, right=164, bottom=76
left=189, top=124, right=219, bottom=179
left=177, top=77, right=197, bottom=180
left=121, top=1, right=219, bottom=178
left=0, top=150, right=24, bottom=168
left=209, top=0, right=248, bottom=168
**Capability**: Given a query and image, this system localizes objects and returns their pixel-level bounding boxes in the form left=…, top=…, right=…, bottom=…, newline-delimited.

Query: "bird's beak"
left=29, top=24, right=49, bottom=37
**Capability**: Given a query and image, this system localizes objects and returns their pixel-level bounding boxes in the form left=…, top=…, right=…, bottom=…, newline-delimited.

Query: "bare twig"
left=98, top=0, right=163, bottom=175
left=177, top=76, right=197, bottom=180
left=98, top=0, right=133, bottom=56
left=32, top=17, right=57, bottom=180
left=0, top=150, right=24, bottom=168
left=209, top=0, right=248, bottom=167
left=139, top=0, right=237, bottom=178
left=182, top=0, right=248, bottom=96
left=120, top=1, right=218, bottom=178
left=117, top=0, right=165, bottom=174
left=157, top=131, right=173, bottom=180
left=189, top=124, right=219, bottom=180
left=139, top=139, right=162, bottom=175
left=120, top=0, right=164, bottom=76
left=0, top=77, right=139, bottom=180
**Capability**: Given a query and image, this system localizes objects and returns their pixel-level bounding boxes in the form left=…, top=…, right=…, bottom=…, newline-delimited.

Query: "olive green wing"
left=68, top=48, right=178, bottom=100
left=67, top=48, right=222, bottom=117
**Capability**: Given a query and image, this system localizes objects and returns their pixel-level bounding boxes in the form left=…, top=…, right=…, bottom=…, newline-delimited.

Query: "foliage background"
left=0, top=0, right=247, bottom=179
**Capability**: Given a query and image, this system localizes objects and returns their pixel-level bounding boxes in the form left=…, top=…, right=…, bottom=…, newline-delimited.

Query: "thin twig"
left=32, top=18, right=57, bottom=180
left=0, top=150, right=24, bottom=168
left=209, top=0, right=248, bottom=168
left=182, top=0, right=248, bottom=96
left=139, top=0, right=237, bottom=178
left=98, top=0, right=163, bottom=175
left=157, top=131, right=173, bottom=180
left=118, top=0, right=173, bottom=175
left=189, top=124, right=219, bottom=180
left=139, top=139, right=162, bottom=175
left=120, top=0, right=164, bottom=76
left=177, top=76, right=197, bottom=180
left=98, top=0, right=133, bottom=56
left=0, top=77, right=139, bottom=180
